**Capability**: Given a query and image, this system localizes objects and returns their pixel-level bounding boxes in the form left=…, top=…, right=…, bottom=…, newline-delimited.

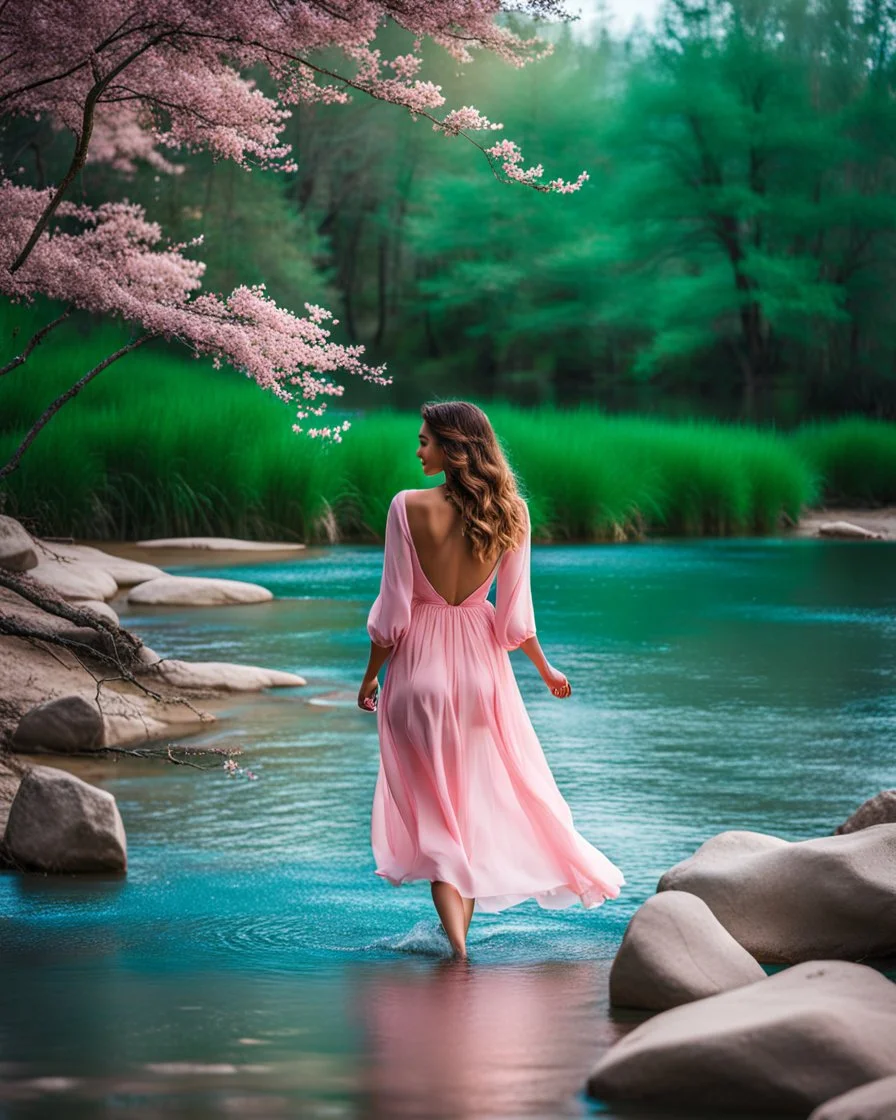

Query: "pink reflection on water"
left=352, top=958, right=627, bottom=1118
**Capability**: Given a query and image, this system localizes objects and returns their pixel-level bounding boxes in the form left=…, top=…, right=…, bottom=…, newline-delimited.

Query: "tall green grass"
left=1, top=304, right=891, bottom=541
left=790, top=418, right=896, bottom=505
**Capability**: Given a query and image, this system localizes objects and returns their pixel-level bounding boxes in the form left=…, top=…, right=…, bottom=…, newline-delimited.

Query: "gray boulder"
left=135, top=536, right=304, bottom=551
left=609, top=890, right=766, bottom=1011
left=142, top=659, right=306, bottom=690
left=0, top=515, right=37, bottom=571
left=836, top=790, right=896, bottom=835
left=3, top=764, right=126, bottom=872
left=657, top=826, right=896, bottom=963
left=12, top=695, right=105, bottom=753
left=809, top=1075, right=896, bottom=1120
left=128, top=575, right=273, bottom=606
left=30, top=557, right=118, bottom=601
left=588, top=960, right=896, bottom=1114
left=36, top=540, right=164, bottom=587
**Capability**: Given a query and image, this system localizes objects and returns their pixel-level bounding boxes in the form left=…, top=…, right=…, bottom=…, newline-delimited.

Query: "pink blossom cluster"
left=440, top=106, right=505, bottom=136
left=88, top=106, right=184, bottom=177
left=0, top=183, right=205, bottom=312
left=0, top=0, right=586, bottom=451
left=0, top=181, right=390, bottom=435
left=223, top=757, right=257, bottom=780
left=486, top=138, right=589, bottom=193
left=0, top=1, right=584, bottom=187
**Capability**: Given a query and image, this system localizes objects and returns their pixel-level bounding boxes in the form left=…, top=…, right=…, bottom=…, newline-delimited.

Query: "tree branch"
left=0, top=332, right=152, bottom=479
left=0, top=565, right=140, bottom=655
left=8, top=31, right=172, bottom=274
left=0, top=307, right=72, bottom=377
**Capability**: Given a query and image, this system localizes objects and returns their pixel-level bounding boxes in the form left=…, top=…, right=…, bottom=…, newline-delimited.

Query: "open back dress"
left=366, top=489, right=625, bottom=913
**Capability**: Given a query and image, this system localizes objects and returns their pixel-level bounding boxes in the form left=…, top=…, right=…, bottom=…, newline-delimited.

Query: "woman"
left=358, top=401, right=625, bottom=959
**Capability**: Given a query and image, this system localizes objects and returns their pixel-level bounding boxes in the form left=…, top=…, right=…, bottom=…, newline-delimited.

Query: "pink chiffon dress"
left=366, top=489, right=626, bottom=913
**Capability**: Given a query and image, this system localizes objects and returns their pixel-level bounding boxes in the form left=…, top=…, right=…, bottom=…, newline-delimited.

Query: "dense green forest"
left=6, top=0, right=896, bottom=426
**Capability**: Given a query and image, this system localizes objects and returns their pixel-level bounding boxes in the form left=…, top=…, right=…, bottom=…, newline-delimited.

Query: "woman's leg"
left=462, top=895, right=475, bottom=935
left=431, top=881, right=468, bottom=958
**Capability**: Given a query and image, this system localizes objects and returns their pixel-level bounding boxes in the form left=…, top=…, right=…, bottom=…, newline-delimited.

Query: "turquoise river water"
left=1, top=535, right=894, bottom=1119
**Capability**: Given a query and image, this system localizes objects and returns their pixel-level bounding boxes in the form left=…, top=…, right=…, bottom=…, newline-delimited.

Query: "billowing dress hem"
left=374, top=867, right=625, bottom=914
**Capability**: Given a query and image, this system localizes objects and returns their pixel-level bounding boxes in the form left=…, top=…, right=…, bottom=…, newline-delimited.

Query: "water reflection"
left=351, top=959, right=622, bottom=1119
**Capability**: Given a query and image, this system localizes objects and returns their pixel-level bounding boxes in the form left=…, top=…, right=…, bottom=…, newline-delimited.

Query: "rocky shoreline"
left=586, top=793, right=896, bottom=1117
left=0, top=513, right=308, bottom=871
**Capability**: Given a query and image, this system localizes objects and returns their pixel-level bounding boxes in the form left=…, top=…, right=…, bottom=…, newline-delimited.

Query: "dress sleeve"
left=494, top=500, right=537, bottom=652
left=367, top=492, right=413, bottom=648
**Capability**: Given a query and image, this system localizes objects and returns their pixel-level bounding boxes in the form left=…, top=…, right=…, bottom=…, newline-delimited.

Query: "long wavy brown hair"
left=420, top=400, right=528, bottom=564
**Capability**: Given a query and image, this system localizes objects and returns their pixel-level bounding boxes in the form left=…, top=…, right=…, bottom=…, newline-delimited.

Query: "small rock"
left=587, top=960, right=896, bottom=1114
left=102, top=707, right=211, bottom=745
left=30, top=558, right=118, bottom=601
left=37, top=541, right=164, bottom=587
left=142, top=659, right=306, bottom=690
left=817, top=520, right=885, bottom=540
left=656, top=826, right=896, bottom=963
left=76, top=599, right=120, bottom=626
left=3, top=764, right=126, bottom=872
left=0, top=515, right=38, bottom=571
left=609, top=891, right=766, bottom=1011
left=12, top=695, right=105, bottom=753
left=128, top=575, right=273, bottom=606
left=836, top=790, right=896, bottom=835
left=135, top=536, right=305, bottom=551
left=809, top=1075, right=896, bottom=1120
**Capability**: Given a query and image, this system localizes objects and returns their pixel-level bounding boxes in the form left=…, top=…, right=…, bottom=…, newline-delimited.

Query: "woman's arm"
left=361, top=493, right=413, bottom=710
left=358, top=640, right=391, bottom=710
left=519, top=634, right=571, bottom=697
left=366, top=640, right=392, bottom=678
left=496, top=504, right=570, bottom=698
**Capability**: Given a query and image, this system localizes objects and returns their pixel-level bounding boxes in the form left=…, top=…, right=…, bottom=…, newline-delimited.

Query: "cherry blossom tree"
left=0, top=0, right=585, bottom=476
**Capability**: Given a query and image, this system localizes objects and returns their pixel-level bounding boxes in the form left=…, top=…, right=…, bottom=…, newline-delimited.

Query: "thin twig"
left=0, top=307, right=72, bottom=377
left=0, top=332, right=152, bottom=479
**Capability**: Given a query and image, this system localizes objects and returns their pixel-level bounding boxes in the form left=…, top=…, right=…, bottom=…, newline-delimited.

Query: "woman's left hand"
left=358, top=674, right=379, bottom=712
left=542, top=664, right=571, bottom=699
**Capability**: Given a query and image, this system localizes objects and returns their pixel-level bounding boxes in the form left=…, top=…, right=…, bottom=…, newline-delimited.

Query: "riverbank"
left=0, top=516, right=309, bottom=756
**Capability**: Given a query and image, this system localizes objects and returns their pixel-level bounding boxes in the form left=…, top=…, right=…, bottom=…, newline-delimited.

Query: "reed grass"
left=2, top=304, right=891, bottom=541
left=790, top=418, right=896, bottom=505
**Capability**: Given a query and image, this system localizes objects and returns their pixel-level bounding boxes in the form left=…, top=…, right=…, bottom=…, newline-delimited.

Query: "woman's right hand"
left=542, top=664, right=571, bottom=699
left=358, top=674, right=379, bottom=712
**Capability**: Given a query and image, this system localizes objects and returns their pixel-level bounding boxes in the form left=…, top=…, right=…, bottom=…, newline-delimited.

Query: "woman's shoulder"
left=401, top=487, right=441, bottom=509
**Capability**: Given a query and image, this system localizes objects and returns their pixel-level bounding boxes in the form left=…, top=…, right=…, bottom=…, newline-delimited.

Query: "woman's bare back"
left=404, top=488, right=500, bottom=607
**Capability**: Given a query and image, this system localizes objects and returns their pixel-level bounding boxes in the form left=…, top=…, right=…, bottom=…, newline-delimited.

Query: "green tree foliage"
left=593, top=0, right=896, bottom=418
